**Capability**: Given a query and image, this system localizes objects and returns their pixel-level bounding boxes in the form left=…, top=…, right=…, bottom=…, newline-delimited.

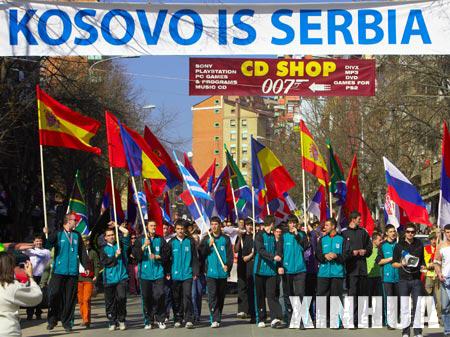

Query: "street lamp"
left=143, top=104, right=156, bottom=111
left=88, top=56, right=138, bottom=74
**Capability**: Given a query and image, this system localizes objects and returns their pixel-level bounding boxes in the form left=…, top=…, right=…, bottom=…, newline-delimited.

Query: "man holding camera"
left=392, top=223, right=426, bottom=337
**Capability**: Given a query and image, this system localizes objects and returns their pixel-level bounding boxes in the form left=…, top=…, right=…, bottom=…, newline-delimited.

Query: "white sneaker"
left=257, top=322, right=266, bottom=328
left=403, top=334, right=409, bottom=337
left=211, top=322, right=220, bottom=328
left=158, top=322, right=166, bottom=330
left=174, top=322, right=182, bottom=328
left=144, top=324, right=152, bottom=330
left=414, top=335, right=423, bottom=337
left=108, top=324, right=116, bottom=331
left=185, top=321, right=194, bottom=329
left=237, top=312, right=246, bottom=319
left=271, top=319, right=283, bottom=329
left=119, top=322, right=126, bottom=331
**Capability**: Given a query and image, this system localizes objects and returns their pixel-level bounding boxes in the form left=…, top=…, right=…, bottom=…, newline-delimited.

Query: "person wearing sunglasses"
left=392, top=223, right=426, bottom=337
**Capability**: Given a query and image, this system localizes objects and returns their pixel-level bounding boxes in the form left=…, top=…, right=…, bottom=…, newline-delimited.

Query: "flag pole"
left=265, top=193, right=270, bottom=215
left=134, top=178, right=152, bottom=255
left=438, top=189, right=443, bottom=229
left=300, top=123, right=308, bottom=232
left=229, top=178, right=239, bottom=223
left=39, top=145, right=48, bottom=239
left=251, top=186, right=256, bottom=241
left=109, top=167, right=120, bottom=248
left=66, top=170, right=78, bottom=215
left=329, top=189, right=333, bottom=218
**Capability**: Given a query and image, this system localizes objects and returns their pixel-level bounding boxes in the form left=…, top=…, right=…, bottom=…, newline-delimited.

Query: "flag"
left=143, top=180, right=163, bottom=236
left=101, top=178, right=125, bottom=223
left=163, top=192, right=171, bottom=221
left=37, top=85, right=101, bottom=155
left=327, top=140, right=347, bottom=205
left=251, top=136, right=295, bottom=201
left=105, top=111, right=127, bottom=168
left=184, top=153, right=200, bottom=181
left=439, top=122, right=450, bottom=227
left=225, top=147, right=252, bottom=215
left=144, top=126, right=182, bottom=189
left=300, top=120, right=329, bottom=186
left=267, top=197, right=291, bottom=224
left=119, top=124, right=166, bottom=196
left=251, top=137, right=267, bottom=209
left=211, top=166, right=233, bottom=220
left=67, top=171, right=89, bottom=235
left=126, top=180, right=137, bottom=226
left=161, top=207, right=172, bottom=224
left=175, top=153, right=212, bottom=201
left=199, top=159, right=216, bottom=193
left=384, top=193, right=400, bottom=228
left=179, top=189, right=210, bottom=235
left=343, top=155, right=375, bottom=235
left=383, top=156, right=432, bottom=226
left=307, top=185, right=329, bottom=223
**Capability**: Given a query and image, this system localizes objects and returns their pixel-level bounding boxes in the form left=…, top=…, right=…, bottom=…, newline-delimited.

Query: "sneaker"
left=174, top=322, right=182, bottom=328
left=47, top=323, right=56, bottom=331
left=402, top=334, right=409, bottom=337
left=237, top=312, right=247, bottom=319
left=144, top=324, right=152, bottom=330
left=64, top=327, right=72, bottom=333
left=119, top=322, right=126, bottom=331
left=185, top=321, right=194, bottom=329
left=26, top=315, right=33, bottom=321
left=257, top=322, right=266, bottom=328
left=108, top=324, right=116, bottom=331
left=211, top=322, right=220, bottom=328
left=271, top=319, right=284, bottom=329
left=35, top=315, right=42, bottom=320
left=414, top=335, right=423, bottom=337
left=158, top=322, right=167, bottom=330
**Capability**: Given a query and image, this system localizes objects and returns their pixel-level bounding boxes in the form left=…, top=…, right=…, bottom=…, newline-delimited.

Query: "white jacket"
left=0, top=279, right=42, bottom=336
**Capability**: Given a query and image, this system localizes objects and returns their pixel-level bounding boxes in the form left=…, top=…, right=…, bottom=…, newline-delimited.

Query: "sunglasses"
left=405, top=230, right=416, bottom=234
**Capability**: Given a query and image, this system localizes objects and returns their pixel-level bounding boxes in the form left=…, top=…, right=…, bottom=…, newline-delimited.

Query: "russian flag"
left=383, top=157, right=432, bottom=226
left=439, top=122, right=450, bottom=227
left=307, top=186, right=329, bottom=223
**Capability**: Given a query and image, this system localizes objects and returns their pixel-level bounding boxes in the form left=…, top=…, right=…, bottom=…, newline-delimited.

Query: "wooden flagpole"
left=229, top=178, right=239, bottom=223
left=39, top=145, right=48, bottom=239
left=300, top=123, right=308, bottom=232
left=133, top=178, right=152, bottom=254
left=251, top=186, right=256, bottom=241
left=109, top=167, right=120, bottom=249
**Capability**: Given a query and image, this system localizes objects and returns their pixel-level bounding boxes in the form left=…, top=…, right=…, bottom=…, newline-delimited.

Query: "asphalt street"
left=21, top=294, right=442, bottom=337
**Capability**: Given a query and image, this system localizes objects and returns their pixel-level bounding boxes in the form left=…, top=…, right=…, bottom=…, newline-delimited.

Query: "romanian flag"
left=37, top=86, right=101, bottom=155
left=300, top=120, right=329, bottom=186
left=251, top=136, right=295, bottom=202
left=119, top=124, right=166, bottom=197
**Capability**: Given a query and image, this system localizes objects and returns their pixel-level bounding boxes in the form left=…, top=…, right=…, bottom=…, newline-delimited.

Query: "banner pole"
left=229, top=178, right=239, bottom=223
left=134, top=178, right=152, bottom=255
left=39, top=145, right=48, bottom=239
left=109, top=167, right=120, bottom=249
left=252, top=186, right=256, bottom=241
left=300, top=124, right=308, bottom=232
left=329, top=189, right=333, bottom=218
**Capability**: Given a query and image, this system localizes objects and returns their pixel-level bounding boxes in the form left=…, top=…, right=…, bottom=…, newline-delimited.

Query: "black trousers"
left=140, top=278, right=165, bottom=324
left=255, top=274, right=282, bottom=322
left=282, top=273, right=306, bottom=321
left=398, top=279, right=424, bottom=336
left=347, top=275, right=367, bottom=325
left=246, top=273, right=256, bottom=320
left=305, top=273, right=317, bottom=319
left=27, top=276, right=42, bottom=318
left=164, top=278, right=173, bottom=319
left=207, top=278, right=227, bottom=322
left=172, top=279, right=193, bottom=323
left=316, top=277, right=344, bottom=327
left=104, top=280, right=128, bottom=324
left=47, top=274, right=78, bottom=329
left=237, top=262, right=248, bottom=314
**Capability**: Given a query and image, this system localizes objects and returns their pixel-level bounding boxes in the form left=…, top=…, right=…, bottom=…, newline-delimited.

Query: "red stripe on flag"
left=39, top=130, right=101, bottom=155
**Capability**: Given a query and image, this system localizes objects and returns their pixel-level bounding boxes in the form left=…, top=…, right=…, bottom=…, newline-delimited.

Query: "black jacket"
left=341, top=226, right=372, bottom=276
left=393, top=237, right=425, bottom=280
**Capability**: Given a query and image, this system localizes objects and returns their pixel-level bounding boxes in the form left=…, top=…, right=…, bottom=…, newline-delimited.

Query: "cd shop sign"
left=189, top=58, right=376, bottom=97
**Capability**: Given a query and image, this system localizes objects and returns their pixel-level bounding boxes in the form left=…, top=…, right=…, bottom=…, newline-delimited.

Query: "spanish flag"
left=300, top=120, right=329, bottom=186
left=37, top=85, right=101, bottom=155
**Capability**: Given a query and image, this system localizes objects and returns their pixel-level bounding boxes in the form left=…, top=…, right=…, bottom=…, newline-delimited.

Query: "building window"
left=230, top=134, right=237, bottom=141
left=214, top=109, right=220, bottom=114
left=214, top=149, right=220, bottom=155
left=214, top=99, right=220, bottom=105
left=242, top=131, right=248, bottom=140
left=230, top=109, right=236, bottom=114
left=242, top=162, right=247, bottom=169
left=242, top=119, right=247, bottom=127
left=230, top=120, right=236, bottom=127
left=215, top=162, right=220, bottom=167
left=242, top=148, right=247, bottom=155
left=214, top=122, right=220, bottom=128
left=214, top=136, right=220, bottom=141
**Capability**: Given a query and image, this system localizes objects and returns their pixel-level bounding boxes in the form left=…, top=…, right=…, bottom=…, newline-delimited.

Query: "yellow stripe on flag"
left=257, top=147, right=282, bottom=177
left=142, top=152, right=166, bottom=180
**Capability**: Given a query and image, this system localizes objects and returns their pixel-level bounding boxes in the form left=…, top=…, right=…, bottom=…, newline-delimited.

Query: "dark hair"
left=210, top=216, right=221, bottom=224
left=405, top=223, right=416, bottom=232
left=372, top=232, right=382, bottom=240
left=264, top=215, right=275, bottom=226
left=349, top=211, right=361, bottom=221
left=0, top=252, right=16, bottom=287
left=325, top=218, right=337, bottom=228
left=104, top=228, right=114, bottom=235
left=444, top=224, right=450, bottom=231
left=174, top=219, right=185, bottom=228
left=33, top=234, right=44, bottom=241
left=385, top=224, right=396, bottom=233
left=244, top=218, right=253, bottom=226
left=287, top=214, right=299, bottom=224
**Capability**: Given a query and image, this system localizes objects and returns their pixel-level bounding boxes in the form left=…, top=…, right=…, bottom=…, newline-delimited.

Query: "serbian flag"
left=144, top=126, right=182, bottom=189
left=300, top=120, right=329, bottom=186
left=105, top=111, right=126, bottom=168
left=307, top=186, right=329, bottom=223
left=198, top=159, right=216, bottom=193
left=37, top=86, right=101, bottom=155
left=343, top=155, right=375, bottom=234
left=439, top=122, right=450, bottom=227
left=383, top=156, right=432, bottom=226
left=184, top=153, right=200, bottom=181
left=120, top=124, right=166, bottom=196
left=143, top=180, right=163, bottom=236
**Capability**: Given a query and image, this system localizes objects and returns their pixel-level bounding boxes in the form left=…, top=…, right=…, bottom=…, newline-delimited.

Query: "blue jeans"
left=441, top=280, right=450, bottom=334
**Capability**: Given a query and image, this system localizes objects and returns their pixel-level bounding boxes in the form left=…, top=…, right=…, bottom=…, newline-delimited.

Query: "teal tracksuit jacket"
left=316, top=233, right=348, bottom=278
left=100, top=235, right=130, bottom=285
left=199, top=233, right=233, bottom=279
